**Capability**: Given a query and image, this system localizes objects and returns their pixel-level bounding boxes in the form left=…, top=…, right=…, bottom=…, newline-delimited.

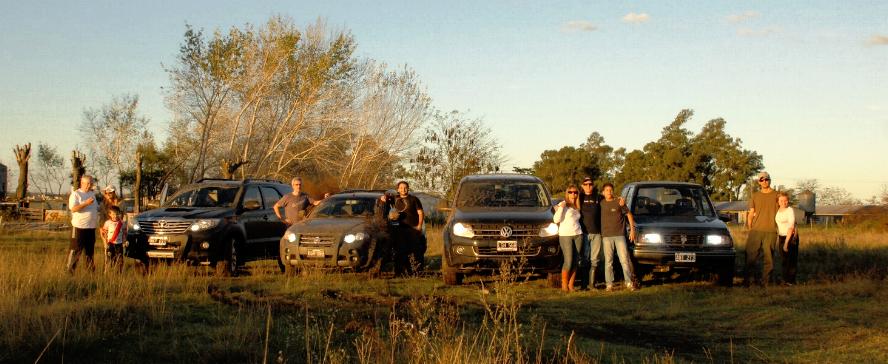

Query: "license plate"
left=147, top=250, right=175, bottom=258
left=496, top=241, right=518, bottom=252
left=149, top=236, right=169, bottom=246
left=675, top=252, right=696, bottom=262
left=307, top=249, right=325, bottom=258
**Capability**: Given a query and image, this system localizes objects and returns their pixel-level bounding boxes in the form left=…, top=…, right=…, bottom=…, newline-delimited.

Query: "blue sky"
left=1, top=1, right=886, bottom=199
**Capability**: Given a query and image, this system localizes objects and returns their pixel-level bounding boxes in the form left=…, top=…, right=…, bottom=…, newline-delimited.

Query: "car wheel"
left=441, top=254, right=463, bottom=285
left=277, top=256, right=286, bottom=274
left=716, top=266, right=735, bottom=287
left=216, top=238, right=239, bottom=277
left=546, top=272, right=561, bottom=289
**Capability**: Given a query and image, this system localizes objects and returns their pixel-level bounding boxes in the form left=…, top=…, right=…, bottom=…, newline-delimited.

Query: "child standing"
left=100, top=206, right=126, bottom=273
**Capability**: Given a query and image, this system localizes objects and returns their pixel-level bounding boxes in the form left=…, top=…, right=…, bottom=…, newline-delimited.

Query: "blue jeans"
left=559, top=235, right=583, bottom=271
left=603, top=235, right=634, bottom=285
left=583, top=233, right=602, bottom=283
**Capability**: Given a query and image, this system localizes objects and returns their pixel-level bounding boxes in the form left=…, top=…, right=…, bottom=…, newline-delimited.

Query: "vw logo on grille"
left=157, top=220, right=167, bottom=229
left=680, top=234, right=688, bottom=244
left=500, top=226, right=513, bottom=238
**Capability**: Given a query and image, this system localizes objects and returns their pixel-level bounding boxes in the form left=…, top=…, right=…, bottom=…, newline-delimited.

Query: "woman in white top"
left=554, top=185, right=583, bottom=292
left=775, top=192, right=799, bottom=284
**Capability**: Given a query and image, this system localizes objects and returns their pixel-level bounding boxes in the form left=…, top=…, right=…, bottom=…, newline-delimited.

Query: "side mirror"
left=243, top=200, right=261, bottom=211
left=718, top=213, right=732, bottom=223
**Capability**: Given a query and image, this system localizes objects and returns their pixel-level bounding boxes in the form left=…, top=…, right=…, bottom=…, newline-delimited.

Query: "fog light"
left=200, top=242, right=210, bottom=249
left=285, top=248, right=290, bottom=254
left=547, top=246, right=558, bottom=254
left=351, top=256, right=359, bottom=262
left=455, top=246, right=466, bottom=255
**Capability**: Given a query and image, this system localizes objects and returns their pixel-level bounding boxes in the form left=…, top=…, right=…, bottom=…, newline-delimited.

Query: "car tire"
left=546, top=272, right=561, bottom=289
left=276, top=256, right=286, bottom=274
left=216, top=238, right=239, bottom=277
left=442, top=253, right=463, bottom=285
left=716, top=266, right=735, bottom=287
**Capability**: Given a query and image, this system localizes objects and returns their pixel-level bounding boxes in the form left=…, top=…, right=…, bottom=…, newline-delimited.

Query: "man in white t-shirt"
left=66, top=175, right=99, bottom=274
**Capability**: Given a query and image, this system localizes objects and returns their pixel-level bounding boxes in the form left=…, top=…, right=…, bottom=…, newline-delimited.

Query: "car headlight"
left=641, top=233, right=663, bottom=244
left=344, top=232, right=366, bottom=244
left=189, top=219, right=221, bottom=232
left=287, top=233, right=297, bottom=243
left=539, top=223, right=559, bottom=237
left=131, top=222, right=141, bottom=231
left=453, top=223, right=475, bottom=238
left=706, top=234, right=732, bottom=246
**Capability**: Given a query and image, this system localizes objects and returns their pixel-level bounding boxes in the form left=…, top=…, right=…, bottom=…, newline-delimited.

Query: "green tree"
left=532, top=146, right=599, bottom=196
left=410, top=110, right=503, bottom=199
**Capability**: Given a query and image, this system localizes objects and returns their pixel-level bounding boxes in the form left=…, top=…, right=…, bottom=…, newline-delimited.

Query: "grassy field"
left=1, top=225, right=886, bottom=363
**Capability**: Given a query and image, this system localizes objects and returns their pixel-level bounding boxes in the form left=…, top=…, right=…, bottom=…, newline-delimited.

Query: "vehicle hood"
left=288, top=217, right=368, bottom=234
left=136, top=207, right=233, bottom=220
left=633, top=215, right=728, bottom=231
left=451, top=207, right=553, bottom=224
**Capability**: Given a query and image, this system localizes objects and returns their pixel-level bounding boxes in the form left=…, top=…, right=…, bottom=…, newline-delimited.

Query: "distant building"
left=714, top=200, right=872, bottom=227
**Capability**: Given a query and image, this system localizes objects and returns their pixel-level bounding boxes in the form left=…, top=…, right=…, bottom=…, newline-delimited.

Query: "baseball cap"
left=103, top=185, right=116, bottom=193
left=582, top=176, right=593, bottom=183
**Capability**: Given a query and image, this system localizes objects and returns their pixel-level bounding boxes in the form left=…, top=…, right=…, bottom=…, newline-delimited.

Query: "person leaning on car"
left=379, top=181, right=424, bottom=276
left=743, top=171, right=779, bottom=287
left=274, top=177, right=323, bottom=225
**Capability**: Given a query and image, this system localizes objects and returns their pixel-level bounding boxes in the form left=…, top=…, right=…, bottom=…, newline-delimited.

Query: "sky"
left=1, top=1, right=886, bottom=200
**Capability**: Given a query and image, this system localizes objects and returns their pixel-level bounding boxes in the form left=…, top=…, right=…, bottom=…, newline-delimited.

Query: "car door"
left=260, top=186, right=286, bottom=256
left=240, top=185, right=268, bottom=259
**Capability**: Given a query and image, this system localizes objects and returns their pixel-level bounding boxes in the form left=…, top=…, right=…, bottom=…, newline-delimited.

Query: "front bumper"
left=280, top=234, right=372, bottom=269
left=445, top=235, right=561, bottom=272
left=127, top=228, right=225, bottom=263
left=632, top=245, right=735, bottom=269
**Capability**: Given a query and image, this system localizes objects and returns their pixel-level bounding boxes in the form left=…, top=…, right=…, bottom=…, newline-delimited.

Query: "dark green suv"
left=127, top=179, right=291, bottom=276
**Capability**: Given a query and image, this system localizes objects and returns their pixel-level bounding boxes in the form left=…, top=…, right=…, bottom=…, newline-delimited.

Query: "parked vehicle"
left=279, top=190, right=388, bottom=273
left=126, top=179, right=291, bottom=276
left=441, top=174, right=562, bottom=285
left=620, top=181, right=736, bottom=286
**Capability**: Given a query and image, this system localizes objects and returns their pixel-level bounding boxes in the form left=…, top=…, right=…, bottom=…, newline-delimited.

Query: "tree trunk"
left=134, top=151, right=142, bottom=213
left=13, top=143, right=31, bottom=203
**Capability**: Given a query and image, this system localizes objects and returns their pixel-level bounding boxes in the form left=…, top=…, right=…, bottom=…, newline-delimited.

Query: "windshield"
left=310, top=197, right=378, bottom=218
left=632, top=186, right=715, bottom=217
left=164, top=185, right=239, bottom=208
left=455, top=181, right=550, bottom=208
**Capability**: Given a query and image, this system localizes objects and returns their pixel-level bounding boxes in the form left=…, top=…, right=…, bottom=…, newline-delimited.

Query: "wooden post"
left=71, top=150, right=86, bottom=189
left=13, top=143, right=31, bottom=204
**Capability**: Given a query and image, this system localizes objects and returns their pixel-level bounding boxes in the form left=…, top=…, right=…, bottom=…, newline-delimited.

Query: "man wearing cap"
left=578, top=177, right=603, bottom=289
left=744, top=171, right=779, bottom=287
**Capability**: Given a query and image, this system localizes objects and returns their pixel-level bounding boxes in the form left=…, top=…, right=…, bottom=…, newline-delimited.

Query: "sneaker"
left=605, top=285, right=614, bottom=292
left=626, top=282, right=638, bottom=291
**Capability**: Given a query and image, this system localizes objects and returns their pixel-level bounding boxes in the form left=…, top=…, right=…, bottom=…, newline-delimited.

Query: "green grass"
left=1, top=227, right=886, bottom=363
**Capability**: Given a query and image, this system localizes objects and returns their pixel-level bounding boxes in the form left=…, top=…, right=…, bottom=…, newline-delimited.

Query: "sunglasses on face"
left=567, top=191, right=578, bottom=195
left=759, top=178, right=770, bottom=182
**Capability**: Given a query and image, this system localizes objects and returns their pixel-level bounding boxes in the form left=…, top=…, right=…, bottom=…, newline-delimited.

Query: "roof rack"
left=195, top=178, right=238, bottom=183
left=194, top=178, right=284, bottom=184
left=243, top=178, right=284, bottom=184
left=335, top=189, right=388, bottom=195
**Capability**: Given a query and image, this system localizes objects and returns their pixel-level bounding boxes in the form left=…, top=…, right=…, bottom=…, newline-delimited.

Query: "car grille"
left=299, top=234, right=337, bottom=247
left=475, top=246, right=541, bottom=256
left=138, top=219, right=191, bottom=235
left=663, top=234, right=704, bottom=245
left=472, top=223, right=540, bottom=238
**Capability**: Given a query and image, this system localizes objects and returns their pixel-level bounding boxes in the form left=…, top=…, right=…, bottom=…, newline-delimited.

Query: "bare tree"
left=30, top=142, right=67, bottom=197
left=80, top=94, right=151, bottom=188
left=13, top=143, right=31, bottom=202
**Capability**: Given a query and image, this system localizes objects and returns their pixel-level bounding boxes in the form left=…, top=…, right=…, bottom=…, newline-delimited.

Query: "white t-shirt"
left=554, top=205, right=583, bottom=236
left=775, top=207, right=796, bottom=236
left=69, top=189, right=98, bottom=229
left=103, top=219, right=126, bottom=245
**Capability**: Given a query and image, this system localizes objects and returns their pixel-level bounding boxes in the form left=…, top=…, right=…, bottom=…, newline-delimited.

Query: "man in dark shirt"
left=743, top=171, right=779, bottom=287
left=600, top=182, right=637, bottom=291
left=274, top=177, right=323, bottom=225
left=379, top=180, right=425, bottom=275
left=578, top=177, right=602, bottom=289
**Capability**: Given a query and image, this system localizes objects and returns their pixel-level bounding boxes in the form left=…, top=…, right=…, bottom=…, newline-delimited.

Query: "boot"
left=568, top=270, right=577, bottom=292
left=561, top=270, right=570, bottom=292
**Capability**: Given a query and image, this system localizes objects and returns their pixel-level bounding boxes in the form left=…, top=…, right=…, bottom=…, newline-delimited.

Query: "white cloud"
left=867, top=34, right=888, bottom=46
left=561, top=20, right=598, bottom=33
left=737, top=26, right=780, bottom=37
left=622, top=12, right=650, bottom=24
left=726, top=11, right=760, bottom=24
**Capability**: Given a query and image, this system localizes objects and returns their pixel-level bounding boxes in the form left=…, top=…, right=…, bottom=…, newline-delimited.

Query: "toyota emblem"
left=313, top=236, right=321, bottom=243
left=680, top=234, right=688, bottom=244
left=500, top=226, right=513, bottom=238
left=157, top=220, right=167, bottom=229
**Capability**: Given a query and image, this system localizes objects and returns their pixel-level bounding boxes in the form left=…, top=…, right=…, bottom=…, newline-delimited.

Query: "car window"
left=310, top=197, right=377, bottom=218
left=632, top=186, right=715, bottom=217
left=164, top=185, right=239, bottom=208
left=243, top=186, right=263, bottom=209
left=260, top=186, right=282, bottom=209
left=455, top=181, right=550, bottom=207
